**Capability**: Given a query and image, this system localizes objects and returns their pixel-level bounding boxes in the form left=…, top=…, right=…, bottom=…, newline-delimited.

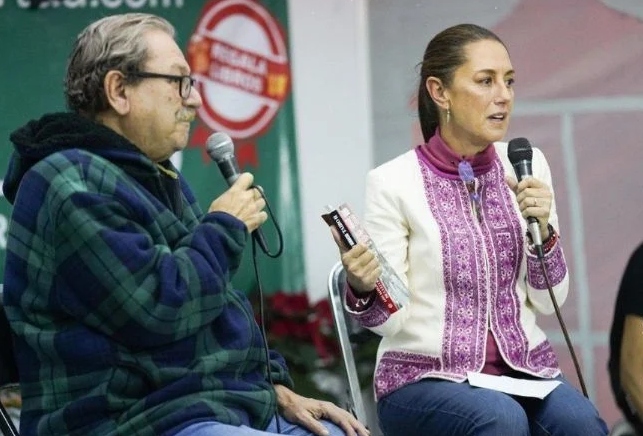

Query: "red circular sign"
left=188, top=0, right=291, bottom=139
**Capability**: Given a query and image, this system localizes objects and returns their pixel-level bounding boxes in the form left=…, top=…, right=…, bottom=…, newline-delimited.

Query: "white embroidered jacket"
left=344, top=141, right=568, bottom=400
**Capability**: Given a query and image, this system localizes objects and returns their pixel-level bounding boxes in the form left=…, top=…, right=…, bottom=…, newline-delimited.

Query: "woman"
left=332, top=24, right=607, bottom=435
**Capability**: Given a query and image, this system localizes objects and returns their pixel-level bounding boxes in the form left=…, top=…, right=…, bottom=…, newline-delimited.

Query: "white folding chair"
left=327, top=262, right=381, bottom=433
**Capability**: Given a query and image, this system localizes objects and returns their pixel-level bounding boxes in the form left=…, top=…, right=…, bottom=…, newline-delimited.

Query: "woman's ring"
left=532, top=198, right=537, bottom=207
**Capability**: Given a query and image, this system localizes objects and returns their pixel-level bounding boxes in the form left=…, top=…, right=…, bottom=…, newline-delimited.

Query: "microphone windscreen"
left=507, top=137, right=533, bottom=164
left=206, top=132, right=234, bottom=162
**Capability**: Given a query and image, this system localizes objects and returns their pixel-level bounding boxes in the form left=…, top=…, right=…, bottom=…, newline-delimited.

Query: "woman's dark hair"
left=417, top=24, right=505, bottom=142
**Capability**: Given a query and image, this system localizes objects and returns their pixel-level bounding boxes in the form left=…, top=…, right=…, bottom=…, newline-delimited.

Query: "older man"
left=2, top=13, right=367, bottom=436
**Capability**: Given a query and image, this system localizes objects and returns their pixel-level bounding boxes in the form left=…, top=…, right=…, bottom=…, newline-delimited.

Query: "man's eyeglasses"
left=128, top=72, right=195, bottom=100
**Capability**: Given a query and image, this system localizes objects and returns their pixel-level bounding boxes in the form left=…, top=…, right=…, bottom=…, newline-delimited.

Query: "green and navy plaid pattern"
left=2, top=113, right=293, bottom=436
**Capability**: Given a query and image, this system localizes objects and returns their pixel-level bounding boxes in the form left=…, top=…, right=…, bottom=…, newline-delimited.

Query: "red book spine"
left=374, top=280, right=398, bottom=314
left=326, top=210, right=398, bottom=314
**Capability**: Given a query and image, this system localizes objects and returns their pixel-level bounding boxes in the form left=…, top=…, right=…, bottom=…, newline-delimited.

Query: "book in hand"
left=322, top=203, right=410, bottom=314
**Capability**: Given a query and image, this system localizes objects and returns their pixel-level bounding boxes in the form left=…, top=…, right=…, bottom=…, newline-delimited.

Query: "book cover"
left=322, top=204, right=410, bottom=314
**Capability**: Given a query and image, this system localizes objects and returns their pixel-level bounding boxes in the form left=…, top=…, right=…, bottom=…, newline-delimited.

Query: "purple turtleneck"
left=417, top=130, right=512, bottom=376
left=416, top=128, right=498, bottom=179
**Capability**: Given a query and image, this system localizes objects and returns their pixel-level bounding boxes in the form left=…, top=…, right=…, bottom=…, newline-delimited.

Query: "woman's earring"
left=446, top=107, right=451, bottom=124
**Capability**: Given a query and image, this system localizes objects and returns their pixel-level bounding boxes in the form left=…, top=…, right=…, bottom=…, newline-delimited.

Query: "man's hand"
left=208, top=173, right=267, bottom=232
left=274, top=385, right=370, bottom=436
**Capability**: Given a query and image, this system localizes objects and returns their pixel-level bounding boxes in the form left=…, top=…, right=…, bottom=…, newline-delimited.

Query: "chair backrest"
left=0, top=285, right=20, bottom=436
left=326, top=262, right=369, bottom=426
left=609, top=419, right=638, bottom=436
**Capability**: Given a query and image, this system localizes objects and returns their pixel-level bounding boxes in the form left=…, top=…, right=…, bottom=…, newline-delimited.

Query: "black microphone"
left=206, top=132, right=269, bottom=251
left=507, top=137, right=544, bottom=257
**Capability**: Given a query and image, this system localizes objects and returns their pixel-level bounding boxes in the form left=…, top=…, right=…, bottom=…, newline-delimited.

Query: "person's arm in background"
left=621, top=314, right=643, bottom=418
left=617, top=244, right=643, bottom=419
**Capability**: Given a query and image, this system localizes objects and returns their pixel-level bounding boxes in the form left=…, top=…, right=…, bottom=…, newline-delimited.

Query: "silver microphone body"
left=205, top=132, right=269, bottom=251
left=206, top=132, right=241, bottom=186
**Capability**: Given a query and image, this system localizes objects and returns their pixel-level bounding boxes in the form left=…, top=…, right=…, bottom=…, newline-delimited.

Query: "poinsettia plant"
left=255, top=290, right=379, bottom=402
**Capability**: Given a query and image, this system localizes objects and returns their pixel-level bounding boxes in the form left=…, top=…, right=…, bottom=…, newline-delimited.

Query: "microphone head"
left=206, top=132, right=234, bottom=162
left=507, top=137, right=533, bottom=164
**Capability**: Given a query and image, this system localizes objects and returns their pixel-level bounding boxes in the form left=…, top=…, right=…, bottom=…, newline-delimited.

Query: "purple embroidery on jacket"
left=415, top=155, right=558, bottom=378
left=527, top=243, right=567, bottom=289
left=352, top=303, right=389, bottom=327
left=527, top=340, right=560, bottom=373
left=420, top=163, right=488, bottom=374
left=481, top=165, right=531, bottom=367
left=374, top=350, right=442, bottom=398
left=344, top=282, right=390, bottom=327
left=344, top=282, right=376, bottom=311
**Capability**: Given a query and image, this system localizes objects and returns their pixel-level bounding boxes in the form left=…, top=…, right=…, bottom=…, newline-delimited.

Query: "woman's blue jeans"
left=377, top=375, right=608, bottom=435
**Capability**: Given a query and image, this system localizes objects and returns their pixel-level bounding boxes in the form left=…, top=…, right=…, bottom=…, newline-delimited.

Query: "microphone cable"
left=250, top=185, right=285, bottom=433
left=534, top=240, right=589, bottom=398
left=251, top=185, right=284, bottom=259
left=508, top=138, right=588, bottom=398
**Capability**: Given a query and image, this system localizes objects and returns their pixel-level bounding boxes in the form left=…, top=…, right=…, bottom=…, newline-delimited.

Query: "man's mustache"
left=176, top=110, right=196, bottom=122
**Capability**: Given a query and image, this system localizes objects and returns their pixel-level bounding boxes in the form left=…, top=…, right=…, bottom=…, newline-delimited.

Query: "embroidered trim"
left=527, top=243, right=567, bottom=289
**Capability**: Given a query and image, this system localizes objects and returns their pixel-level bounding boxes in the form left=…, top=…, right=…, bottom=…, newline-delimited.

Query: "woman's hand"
left=274, top=385, right=370, bottom=436
left=330, top=227, right=381, bottom=294
left=506, top=175, right=552, bottom=240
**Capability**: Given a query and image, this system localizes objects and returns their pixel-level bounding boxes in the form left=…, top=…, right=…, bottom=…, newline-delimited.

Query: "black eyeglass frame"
left=127, top=71, right=195, bottom=100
